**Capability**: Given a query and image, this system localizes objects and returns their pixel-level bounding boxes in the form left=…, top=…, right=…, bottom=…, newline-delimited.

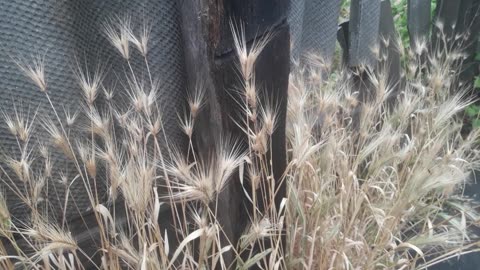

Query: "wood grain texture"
left=179, top=1, right=290, bottom=268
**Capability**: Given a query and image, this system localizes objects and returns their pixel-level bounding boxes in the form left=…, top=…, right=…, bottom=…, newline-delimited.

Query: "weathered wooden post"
left=289, top=0, right=342, bottom=64
left=349, top=0, right=381, bottom=67
left=432, top=0, right=480, bottom=89
left=179, top=0, right=290, bottom=266
left=407, top=0, right=431, bottom=49
left=379, top=0, right=402, bottom=96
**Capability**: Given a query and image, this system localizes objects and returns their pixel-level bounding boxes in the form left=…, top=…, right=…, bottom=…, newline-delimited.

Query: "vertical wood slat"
left=434, top=0, right=461, bottom=33
left=348, top=0, right=381, bottom=67
left=301, top=0, right=342, bottom=63
left=379, top=0, right=402, bottom=96
left=432, top=0, right=461, bottom=48
left=407, top=0, right=431, bottom=48
left=432, top=0, right=480, bottom=86
left=337, top=21, right=350, bottom=65
left=179, top=1, right=290, bottom=268
left=179, top=0, right=225, bottom=150
left=289, top=0, right=307, bottom=61
left=456, top=0, right=480, bottom=86
left=289, top=0, right=342, bottom=64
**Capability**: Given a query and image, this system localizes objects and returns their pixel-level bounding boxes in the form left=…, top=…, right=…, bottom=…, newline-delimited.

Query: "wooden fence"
left=290, top=1, right=480, bottom=269
left=291, top=0, right=479, bottom=87
left=0, top=0, right=480, bottom=265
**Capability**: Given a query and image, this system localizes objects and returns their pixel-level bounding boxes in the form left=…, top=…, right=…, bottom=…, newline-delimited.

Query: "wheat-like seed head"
left=127, top=21, right=151, bottom=57
left=103, top=16, right=131, bottom=60
left=230, top=20, right=271, bottom=81
left=23, top=219, right=78, bottom=257
left=15, top=56, right=47, bottom=92
left=74, top=64, right=104, bottom=107
left=42, top=118, right=73, bottom=159
left=1, top=13, right=479, bottom=270
left=187, top=83, right=205, bottom=119
left=0, top=192, right=10, bottom=232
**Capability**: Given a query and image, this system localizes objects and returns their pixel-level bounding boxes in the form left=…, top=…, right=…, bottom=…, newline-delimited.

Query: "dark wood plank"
left=179, top=1, right=290, bottom=268
left=337, top=21, right=350, bottom=66
left=348, top=0, right=381, bottom=67
left=456, top=0, right=480, bottom=87
left=379, top=0, right=403, bottom=97
left=288, top=0, right=342, bottom=63
left=407, top=0, right=431, bottom=48
left=432, top=0, right=461, bottom=49
left=214, top=0, right=289, bottom=56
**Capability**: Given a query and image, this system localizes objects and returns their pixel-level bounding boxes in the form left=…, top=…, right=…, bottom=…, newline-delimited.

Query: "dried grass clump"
left=286, top=35, right=480, bottom=269
left=0, top=17, right=479, bottom=270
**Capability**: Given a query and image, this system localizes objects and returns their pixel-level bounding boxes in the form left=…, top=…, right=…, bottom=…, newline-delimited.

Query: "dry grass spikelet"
left=259, top=99, right=279, bottom=136
left=166, top=138, right=245, bottom=205
left=42, top=118, right=73, bottom=159
left=0, top=192, right=10, bottom=232
left=2, top=110, right=18, bottom=137
left=121, top=155, right=155, bottom=212
left=178, top=111, right=194, bottom=139
left=230, top=21, right=271, bottom=81
left=15, top=56, right=47, bottom=92
left=25, top=219, right=78, bottom=257
left=147, top=114, right=162, bottom=137
left=187, top=83, right=205, bottom=119
left=77, top=142, right=97, bottom=178
left=86, top=107, right=111, bottom=139
left=75, top=65, right=104, bottom=107
left=240, top=217, right=276, bottom=248
left=103, top=16, right=131, bottom=60
left=63, top=106, right=79, bottom=127
left=127, top=21, right=151, bottom=57
left=5, top=155, right=32, bottom=184
left=2, top=106, right=37, bottom=142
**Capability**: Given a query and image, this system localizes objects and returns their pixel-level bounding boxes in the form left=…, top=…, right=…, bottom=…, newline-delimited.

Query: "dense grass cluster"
left=0, top=16, right=480, bottom=270
left=288, top=35, right=480, bottom=268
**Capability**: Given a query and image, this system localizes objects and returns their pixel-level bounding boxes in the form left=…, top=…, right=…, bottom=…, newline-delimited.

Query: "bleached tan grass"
left=285, top=32, right=480, bottom=269
left=0, top=17, right=479, bottom=270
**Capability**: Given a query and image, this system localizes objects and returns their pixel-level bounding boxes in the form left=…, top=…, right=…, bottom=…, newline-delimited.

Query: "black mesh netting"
left=0, top=0, right=186, bottom=225
left=289, top=0, right=342, bottom=64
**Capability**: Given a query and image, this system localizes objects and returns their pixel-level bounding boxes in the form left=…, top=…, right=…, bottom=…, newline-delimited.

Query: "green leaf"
left=475, top=53, right=480, bottom=61
left=465, top=105, right=479, bottom=117
left=475, top=76, right=480, bottom=89
left=472, top=118, right=480, bottom=128
left=1, top=218, right=11, bottom=230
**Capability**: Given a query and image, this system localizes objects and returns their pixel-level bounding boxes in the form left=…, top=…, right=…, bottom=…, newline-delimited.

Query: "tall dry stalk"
left=285, top=30, right=480, bottom=269
left=0, top=17, right=479, bottom=270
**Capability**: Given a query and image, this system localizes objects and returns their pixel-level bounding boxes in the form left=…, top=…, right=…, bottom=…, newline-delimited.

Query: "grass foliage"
left=0, top=13, right=480, bottom=270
